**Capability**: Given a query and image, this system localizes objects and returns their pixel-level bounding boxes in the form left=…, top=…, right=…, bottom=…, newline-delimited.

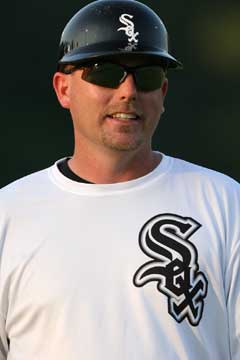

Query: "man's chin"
left=102, top=137, right=143, bottom=152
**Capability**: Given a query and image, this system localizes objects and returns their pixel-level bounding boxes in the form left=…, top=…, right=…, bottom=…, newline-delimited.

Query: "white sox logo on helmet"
left=133, top=214, right=208, bottom=326
left=117, top=13, right=139, bottom=50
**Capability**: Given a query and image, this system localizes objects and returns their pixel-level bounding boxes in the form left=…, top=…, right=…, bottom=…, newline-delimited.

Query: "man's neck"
left=68, top=148, right=162, bottom=184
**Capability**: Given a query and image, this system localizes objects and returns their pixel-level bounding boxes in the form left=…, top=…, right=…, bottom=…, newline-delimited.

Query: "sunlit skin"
left=53, top=64, right=168, bottom=183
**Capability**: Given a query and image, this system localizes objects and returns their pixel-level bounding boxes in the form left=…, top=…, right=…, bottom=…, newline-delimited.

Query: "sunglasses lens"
left=135, top=67, right=165, bottom=91
left=82, top=63, right=165, bottom=92
left=83, top=63, right=124, bottom=88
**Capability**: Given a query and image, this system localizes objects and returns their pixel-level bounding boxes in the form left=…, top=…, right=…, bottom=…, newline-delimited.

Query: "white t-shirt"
left=0, top=154, right=239, bottom=360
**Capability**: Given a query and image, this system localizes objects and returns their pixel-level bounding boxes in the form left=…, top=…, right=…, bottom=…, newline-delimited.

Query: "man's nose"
left=117, top=74, right=137, bottom=101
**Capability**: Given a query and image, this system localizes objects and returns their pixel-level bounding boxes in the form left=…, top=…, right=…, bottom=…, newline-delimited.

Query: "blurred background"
left=3, top=0, right=239, bottom=187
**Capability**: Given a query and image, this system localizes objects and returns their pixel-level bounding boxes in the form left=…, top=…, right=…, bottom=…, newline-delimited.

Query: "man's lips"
left=106, top=112, right=141, bottom=121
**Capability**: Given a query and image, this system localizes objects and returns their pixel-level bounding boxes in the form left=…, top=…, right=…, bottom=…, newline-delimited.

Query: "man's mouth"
left=108, top=112, right=140, bottom=120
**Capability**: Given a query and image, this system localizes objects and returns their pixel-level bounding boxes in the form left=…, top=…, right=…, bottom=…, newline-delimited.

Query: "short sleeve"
left=0, top=314, right=7, bottom=360
left=225, top=183, right=240, bottom=359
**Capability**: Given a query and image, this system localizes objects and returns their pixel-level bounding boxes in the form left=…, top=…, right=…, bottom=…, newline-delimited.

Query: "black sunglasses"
left=63, top=62, right=166, bottom=92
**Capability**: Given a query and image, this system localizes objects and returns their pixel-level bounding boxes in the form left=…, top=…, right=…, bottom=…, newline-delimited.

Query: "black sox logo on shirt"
left=133, top=214, right=208, bottom=326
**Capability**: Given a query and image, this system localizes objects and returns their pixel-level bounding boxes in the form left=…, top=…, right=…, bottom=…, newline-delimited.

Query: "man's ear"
left=161, top=78, right=168, bottom=99
left=52, top=72, right=71, bottom=109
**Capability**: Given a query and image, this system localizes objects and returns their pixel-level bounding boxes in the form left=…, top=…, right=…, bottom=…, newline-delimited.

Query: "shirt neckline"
left=48, top=152, right=173, bottom=196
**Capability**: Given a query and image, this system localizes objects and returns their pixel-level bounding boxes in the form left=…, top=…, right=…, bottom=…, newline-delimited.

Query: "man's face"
left=53, top=60, right=168, bottom=155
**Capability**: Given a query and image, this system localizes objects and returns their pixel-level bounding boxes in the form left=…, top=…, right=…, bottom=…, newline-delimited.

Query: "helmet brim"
left=58, top=43, right=183, bottom=70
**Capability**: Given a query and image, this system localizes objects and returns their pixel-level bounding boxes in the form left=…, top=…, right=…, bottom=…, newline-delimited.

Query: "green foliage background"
left=2, top=0, right=239, bottom=187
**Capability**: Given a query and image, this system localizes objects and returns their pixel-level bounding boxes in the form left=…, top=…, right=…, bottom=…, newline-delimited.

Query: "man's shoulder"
left=0, top=167, right=52, bottom=207
left=170, top=155, right=240, bottom=192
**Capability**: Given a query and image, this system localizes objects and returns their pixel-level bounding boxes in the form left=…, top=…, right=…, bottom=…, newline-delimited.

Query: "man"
left=0, top=0, right=239, bottom=359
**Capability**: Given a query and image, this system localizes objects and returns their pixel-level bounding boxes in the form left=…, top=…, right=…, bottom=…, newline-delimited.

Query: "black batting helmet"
left=57, top=0, right=182, bottom=70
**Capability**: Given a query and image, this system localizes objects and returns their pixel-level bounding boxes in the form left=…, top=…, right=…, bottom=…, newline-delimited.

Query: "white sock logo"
left=118, top=14, right=139, bottom=44
left=133, top=214, right=208, bottom=326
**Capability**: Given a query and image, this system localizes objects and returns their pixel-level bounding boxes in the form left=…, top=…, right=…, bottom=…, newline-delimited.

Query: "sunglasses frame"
left=62, top=62, right=166, bottom=92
